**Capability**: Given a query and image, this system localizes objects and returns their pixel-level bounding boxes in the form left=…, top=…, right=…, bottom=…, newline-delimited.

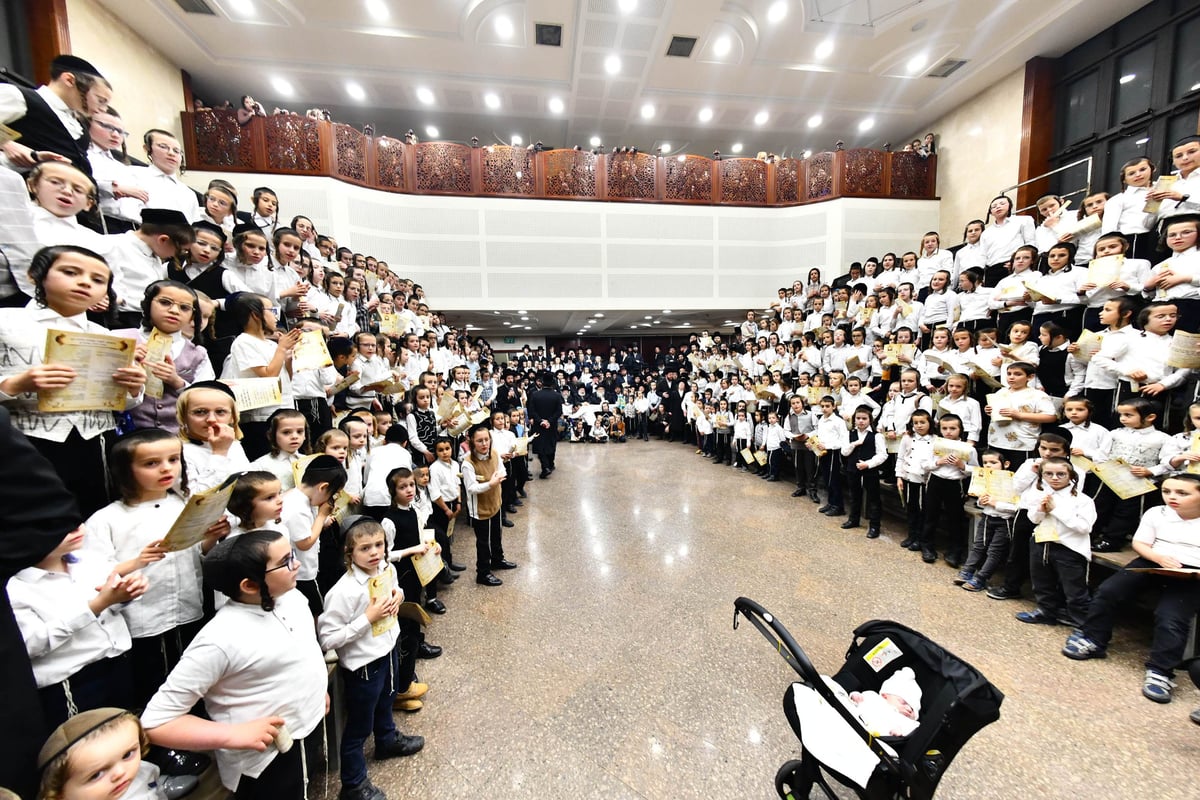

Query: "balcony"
left=181, top=111, right=937, bottom=207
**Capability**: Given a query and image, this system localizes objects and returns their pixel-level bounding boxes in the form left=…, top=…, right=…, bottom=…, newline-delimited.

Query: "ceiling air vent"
left=173, top=0, right=215, bottom=14
left=535, top=23, right=563, bottom=46
left=927, top=58, right=968, bottom=78
left=667, top=35, right=697, bottom=57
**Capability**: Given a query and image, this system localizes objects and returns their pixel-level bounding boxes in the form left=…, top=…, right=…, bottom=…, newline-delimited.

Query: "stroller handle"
left=733, top=596, right=823, bottom=686
left=733, top=597, right=907, bottom=779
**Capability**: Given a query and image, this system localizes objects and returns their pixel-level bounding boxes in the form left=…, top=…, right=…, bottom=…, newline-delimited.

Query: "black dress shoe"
left=840, top=519, right=860, bottom=529
left=417, top=641, right=443, bottom=659
left=149, top=748, right=211, bottom=777
left=866, top=526, right=881, bottom=539
left=503, top=505, right=518, bottom=514
left=424, top=598, right=446, bottom=614
left=437, top=572, right=458, bottom=585
left=899, top=536, right=915, bottom=548
left=818, top=504, right=832, bottom=513
left=491, top=559, right=518, bottom=570
left=448, top=561, right=467, bottom=572
left=374, top=734, right=425, bottom=760
left=477, top=573, right=503, bottom=586
left=539, top=470, right=551, bottom=479
left=501, top=518, right=515, bottom=527
left=160, top=775, right=199, bottom=800
left=513, top=498, right=524, bottom=506
left=1092, top=539, right=1124, bottom=552
left=822, top=506, right=845, bottom=516
left=516, top=489, right=528, bottom=498
left=339, top=779, right=387, bottom=800
left=792, top=488, right=805, bottom=497
left=808, top=489, right=820, bottom=503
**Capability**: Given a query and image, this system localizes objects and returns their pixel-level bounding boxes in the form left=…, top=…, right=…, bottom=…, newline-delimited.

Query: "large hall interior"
left=1, top=1, right=1199, bottom=799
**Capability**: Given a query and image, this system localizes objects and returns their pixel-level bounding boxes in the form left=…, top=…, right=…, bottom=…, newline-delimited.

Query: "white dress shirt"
left=363, top=443, right=413, bottom=507
left=30, top=205, right=107, bottom=251
left=183, top=440, right=249, bottom=492
left=100, top=230, right=167, bottom=312
left=317, top=563, right=400, bottom=670
left=223, top=333, right=293, bottom=422
left=131, top=164, right=201, bottom=221
left=281, top=488, right=321, bottom=581
left=1021, top=484, right=1097, bottom=560
left=1133, top=505, right=1200, bottom=568
left=981, top=215, right=1036, bottom=264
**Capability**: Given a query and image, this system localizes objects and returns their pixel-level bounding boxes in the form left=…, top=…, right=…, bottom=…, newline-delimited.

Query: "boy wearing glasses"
left=133, top=129, right=201, bottom=220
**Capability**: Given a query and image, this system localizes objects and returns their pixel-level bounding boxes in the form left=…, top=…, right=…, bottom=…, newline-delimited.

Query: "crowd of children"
left=2, top=52, right=1199, bottom=800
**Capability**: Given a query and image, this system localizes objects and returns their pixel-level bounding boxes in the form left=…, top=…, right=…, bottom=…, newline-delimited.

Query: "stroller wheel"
left=774, top=759, right=809, bottom=800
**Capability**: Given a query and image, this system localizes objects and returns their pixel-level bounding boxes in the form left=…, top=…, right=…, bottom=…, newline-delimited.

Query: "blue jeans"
left=339, top=651, right=400, bottom=788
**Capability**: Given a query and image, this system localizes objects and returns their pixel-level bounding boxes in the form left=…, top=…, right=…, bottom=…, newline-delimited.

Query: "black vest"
left=851, top=428, right=878, bottom=464
left=9, top=87, right=91, bottom=175
left=1039, top=347, right=1070, bottom=398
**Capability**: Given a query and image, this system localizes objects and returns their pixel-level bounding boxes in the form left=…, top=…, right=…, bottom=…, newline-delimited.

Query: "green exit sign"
left=504, top=336, right=516, bottom=344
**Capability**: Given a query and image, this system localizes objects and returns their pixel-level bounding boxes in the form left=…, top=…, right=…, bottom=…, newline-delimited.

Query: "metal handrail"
left=995, top=156, right=1094, bottom=214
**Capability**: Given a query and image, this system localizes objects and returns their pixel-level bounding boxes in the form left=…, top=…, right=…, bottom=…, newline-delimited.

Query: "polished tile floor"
left=338, top=440, right=1198, bottom=800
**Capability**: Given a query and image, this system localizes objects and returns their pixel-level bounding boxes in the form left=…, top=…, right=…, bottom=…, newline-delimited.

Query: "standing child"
left=280, top=454, right=348, bottom=615
left=783, top=395, right=816, bottom=497
left=919, top=414, right=978, bottom=565
left=761, top=410, right=787, bottom=481
left=1093, top=398, right=1173, bottom=552
left=429, top=437, right=465, bottom=578
left=363, top=425, right=413, bottom=520
left=1163, top=401, right=1200, bottom=473
left=177, top=382, right=248, bottom=491
left=1014, top=457, right=1096, bottom=628
left=896, top=409, right=935, bottom=550
left=0, top=246, right=147, bottom=515
left=732, top=408, right=755, bottom=474
left=318, top=518, right=422, bottom=800
left=958, top=450, right=1019, bottom=592
left=814, top=397, right=850, bottom=515
left=141, top=531, right=328, bottom=800
left=462, top=424, right=514, bottom=586
left=1143, top=214, right=1199, bottom=334
left=984, top=363, right=1057, bottom=468
left=249, top=408, right=307, bottom=491
left=938, top=374, right=982, bottom=446
left=840, top=406, right=886, bottom=538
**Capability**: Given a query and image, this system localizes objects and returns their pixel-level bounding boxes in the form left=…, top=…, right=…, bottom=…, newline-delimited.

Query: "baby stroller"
left=734, top=597, right=1004, bottom=799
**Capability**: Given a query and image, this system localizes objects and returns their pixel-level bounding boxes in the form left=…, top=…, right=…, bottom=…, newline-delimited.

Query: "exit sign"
left=504, top=336, right=516, bottom=343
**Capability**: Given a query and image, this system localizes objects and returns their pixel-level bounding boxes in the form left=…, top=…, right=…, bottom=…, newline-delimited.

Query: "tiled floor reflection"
left=330, top=440, right=1198, bottom=800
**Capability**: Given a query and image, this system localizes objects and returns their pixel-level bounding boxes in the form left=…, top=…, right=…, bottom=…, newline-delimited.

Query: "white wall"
left=187, top=170, right=939, bottom=311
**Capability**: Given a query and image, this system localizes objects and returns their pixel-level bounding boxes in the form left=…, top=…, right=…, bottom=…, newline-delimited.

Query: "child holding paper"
left=958, top=450, right=1019, bottom=592
left=984, top=363, right=1057, bottom=469
left=1092, top=397, right=1173, bottom=552
left=918, top=414, right=978, bottom=566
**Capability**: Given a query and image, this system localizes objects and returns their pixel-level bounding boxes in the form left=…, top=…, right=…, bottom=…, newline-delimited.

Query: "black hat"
left=193, top=219, right=228, bottom=243
left=140, top=208, right=189, bottom=226
left=185, top=380, right=237, bottom=401
left=233, top=222, right=262, bottom=238
left=51, top=54, right=103, bottom=79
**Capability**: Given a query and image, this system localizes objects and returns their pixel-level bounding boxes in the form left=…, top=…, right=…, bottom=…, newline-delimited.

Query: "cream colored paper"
left=159, top=475, right=237, bottom=552
left=39, top=329, right=137, bottom=412
left=1142, top=175, right=1178, bottom=214
left=1057, top=212, right=1101, bottom=239
left=1166, top=331, right=1200, bottom=369
left=1087, top=254, right=1124, bottom=287
left=378, top=312, right=401, bottom=337
left=754, top=450, right=768, bottom=466
left=368, top=571, right=398, bottom=637
left=967, top=467, right=1018, bottom=505
left=1074, top=329, right=1103, bottom=363
left=740, top=447, right=755, bottom=463
left=1188, top=432, right=1200, bottom=476
left=292, top=330, right=333, bottom=372
left=221, top=377, right=282, bottom=411
left=1093, top=458, right=1157, bottom=499
left=1033, top=517, right=1060, bottom=543
left=141, top=328, right=174, bottom=400
left=932, top=436, right=974, bottom=463
left=412, top=529, right=445, bottom=587
left=1022, top=279, right=1059, bottom=304
left=883, top=343, right=915, bottom=366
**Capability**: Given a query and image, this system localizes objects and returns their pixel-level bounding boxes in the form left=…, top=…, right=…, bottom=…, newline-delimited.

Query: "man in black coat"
left=2, top=54, right=107, bottom=175
left=0, top=407, right=84, bottom=799
left=526, top=372, right=564, bottom=479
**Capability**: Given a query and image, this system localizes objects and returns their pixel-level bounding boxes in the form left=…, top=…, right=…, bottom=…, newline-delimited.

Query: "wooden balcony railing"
left=181, top=111, right=937, bottom=206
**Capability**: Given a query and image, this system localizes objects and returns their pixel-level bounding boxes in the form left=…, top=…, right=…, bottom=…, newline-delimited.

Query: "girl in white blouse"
left=1100, top=156, right=1157, bottom=261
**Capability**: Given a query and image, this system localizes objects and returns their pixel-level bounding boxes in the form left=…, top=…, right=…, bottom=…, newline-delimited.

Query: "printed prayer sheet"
left=159, top=474, right=237, bottom=552
left=39, top=329, right=137, bottom=412
left=141, top=328, right=174, bottom=399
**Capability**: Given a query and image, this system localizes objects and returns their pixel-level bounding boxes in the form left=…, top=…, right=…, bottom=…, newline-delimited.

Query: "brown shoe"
left=394, top=681, right=428, bottom=701
left=392, top=698, right=423, bottom=712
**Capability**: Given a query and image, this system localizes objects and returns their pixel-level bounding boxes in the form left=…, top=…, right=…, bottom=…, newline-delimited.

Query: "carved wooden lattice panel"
left=890, top=151, right=930, bottom=197
left=375, top=137, right=406, bottom=190
left=542, top=150, right=598, bottom=198
left=481, top=145, right=535, bottom=196
left=264, top=115, right=321, bottom=172
left=664, top=155, right=713, bottom=202
left=806, top=152, right=834, bottom=200
left=192, top=111, right=254, bottom=169
left=776, top=159, right=801, bottom=204
left=415, top=143, right=473, bottom=194
left=332, top=124, right=367, bottom=182
left=605, top=152, right=656, bottom=199
left=843, top=149, right=885, bottom=195
left=719, top=158, right=767, bottom=204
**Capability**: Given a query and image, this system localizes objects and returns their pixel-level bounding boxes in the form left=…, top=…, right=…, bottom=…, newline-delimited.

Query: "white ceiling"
left=99, top=0, right=1150, bottom=157
left=455, top=306, right=757, bottom=338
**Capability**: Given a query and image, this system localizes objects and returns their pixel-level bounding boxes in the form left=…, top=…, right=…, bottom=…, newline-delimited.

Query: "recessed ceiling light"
left=594, top=313, right=604, bottom=317
left=662, top=309, right=671, bottom=314
left=731, top=142, right=743, bottom=153
left=1135, top=137, right=1150, bottom=145
left=548, top=96, right=564, bottom=114
left=677, top=154, right=686, bottom=162
left=1119, top=73, right=1136, bottom=85
left=630, top=325, right=638, bottom=329
left=502, top=321, right=510, bottom=325
left=345, top=81, right=365, bottom=101
left=644, top=315, right=653, bottom=320
left=906, top=52, right=928, bottom=74
left=590, top=135, right=602, bottom=147
left=653, top=320, right=661, bottom=324
left=802, top=149, right=812, bottom=158
left=754, top=110, right=769, bottom=126
left=511, top=134, right=523, bottom=146
left=484, top=92, right=501, bottom=109
left=713, top=35, right=731, bottom=57
left=425, top=125, right=439, bottom=138
left=640, top=102, right=656, bottom=119
left=270, top=76, right=294, bottom=96
left=619, top=0, right=638, bottom=13
left=815, top=39, right=834, bottom=60
left=807, top=113, right=822, bottom=128
left=968, top=126, right=982, bottom=136
left=524, top=326, right=531, bottom=330
left=365, top=0, right=387, bottom=21
left=659, top=142, right=671, bottom=153
left=416, top=87, right=435, bottom=105
left=857, top=117, right=875, bottom=132
left=520, top=316, right=529, bottom=321
left=1191, top=82, right=1200, bottom=92
left=517, top=309, right=527, bottom=314
left=494, top=15, right=514, bottom=39
left=605, top=54, right=622, bottom=75
left=767, top=1, right=788, bottom=24
left=229, top=0, right=256, bottom=16
left=698, top=107, right=713, bottom=122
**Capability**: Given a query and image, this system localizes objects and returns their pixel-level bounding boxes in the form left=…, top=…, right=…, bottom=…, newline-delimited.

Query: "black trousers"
left=1081, top=557, right=1200, bottom=676
left=844, top=465, right=881, bottom=524
left=233, top=735, right=308, bottom=800
left=920, top=474, right=967, bottom=555
left=901, top=480, right=924, bottom=537
left=31, top=430, right=109, bottom=518
left=471, top=514, right=503, bottom=575
left=295, top=397, right=332, bottom=446
left=1029, top=540, right=1091, bottom=625
left=129, top=619, right=204, bottom=707
left=1001, top=511, right=1036, bottom=593
left=790, top=447, right=816, bottom=487
left=38, top=653, right=134, bottom=732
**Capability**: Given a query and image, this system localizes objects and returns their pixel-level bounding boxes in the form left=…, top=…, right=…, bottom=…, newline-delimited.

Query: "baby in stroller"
left=826, top=667, right=924, bottom=737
